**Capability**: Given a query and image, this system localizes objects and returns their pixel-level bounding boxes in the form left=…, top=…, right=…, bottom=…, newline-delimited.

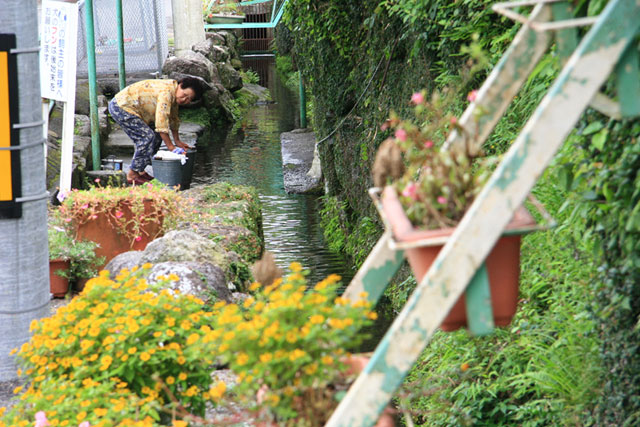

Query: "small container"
left=181, top=148, right=197, bottom=190
left=152, top=157, right=183, bottom=188
left=101, top=155, right=123, bottom=171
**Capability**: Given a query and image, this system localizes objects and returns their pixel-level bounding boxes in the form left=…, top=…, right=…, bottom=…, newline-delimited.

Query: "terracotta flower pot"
left=380, top=186, right=536, bottom=331
left=49, top=259, right=70, bottom=298
left=74, top=199, right=164, bottom=269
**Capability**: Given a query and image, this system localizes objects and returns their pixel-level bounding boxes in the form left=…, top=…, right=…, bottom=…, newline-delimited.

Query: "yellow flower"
left=166, top=376, right=175, bottom=385
left=310, top=314, right=324, bottom=324
left=367, top=311, right=378, bottom=320
left=249, top=282, right=261, bottom=291
left=321, top=355, right=334, bottom=365
left=237, top=352, right=249, bottom=366
left=128, top=347, right=137, bottom=354
left=186, top=333, right=199, bottom=345
left=285, top=330, right=298, bottom=343
left=177, top=356, right=186, bottom=365
left=139, top=352, right=151, bottom=361
left=178, top=372, right=187, bottom=381
left=95, top=408, right=108, bottom=416
left=168, top=273, right=180, bottom=281
left=172, top=421, right=188, bottom=427
left=209, top=381, right=226, bottom=400
left=76, top=411, right=87, bottom=421
left=259, top=352, right=273, bottom=363
left=289, top=349, right=306, bottom=361
left=180, top=320, right=192, bottom=331
left=289, top=261, right=303, bottom=272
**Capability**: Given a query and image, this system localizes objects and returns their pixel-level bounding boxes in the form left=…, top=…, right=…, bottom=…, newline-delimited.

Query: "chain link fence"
left=76, top=0, right=168, bottom=77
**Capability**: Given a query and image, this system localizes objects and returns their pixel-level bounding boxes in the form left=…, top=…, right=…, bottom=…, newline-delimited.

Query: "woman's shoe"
left=138, top=172, right=154, bottom=182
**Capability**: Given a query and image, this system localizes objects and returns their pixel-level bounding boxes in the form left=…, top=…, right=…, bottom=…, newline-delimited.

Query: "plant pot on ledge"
left=73, top=199, right=164, bottom=269
left=380, top=186, right=537, bottom=331
left=49, top=259, right=70, bottom=298
left=59, top=184, right=183, bottom=270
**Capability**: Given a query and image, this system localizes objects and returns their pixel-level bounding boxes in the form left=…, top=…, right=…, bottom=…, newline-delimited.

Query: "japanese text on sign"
left=40, top=0, right=78, bottom=102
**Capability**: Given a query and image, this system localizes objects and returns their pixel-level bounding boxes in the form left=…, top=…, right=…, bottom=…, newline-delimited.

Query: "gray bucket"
left=181, top=148, right=196, bottom=190
left=152, top=158, right=182, bottom=188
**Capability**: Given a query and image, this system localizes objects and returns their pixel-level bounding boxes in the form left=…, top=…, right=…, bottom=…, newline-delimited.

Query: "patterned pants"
left=108, top=98, right=162, bottom=172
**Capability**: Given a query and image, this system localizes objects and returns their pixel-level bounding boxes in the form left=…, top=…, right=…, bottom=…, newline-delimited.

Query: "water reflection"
left=192, top=57, right=354, bottom=285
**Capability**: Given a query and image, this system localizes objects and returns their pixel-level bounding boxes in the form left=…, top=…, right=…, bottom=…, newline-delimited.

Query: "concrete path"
left=280, top=128, right=323, bottom=194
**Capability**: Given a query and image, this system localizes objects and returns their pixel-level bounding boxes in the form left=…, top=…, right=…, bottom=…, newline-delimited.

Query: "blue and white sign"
left=40, top=0, right=78, bottom=102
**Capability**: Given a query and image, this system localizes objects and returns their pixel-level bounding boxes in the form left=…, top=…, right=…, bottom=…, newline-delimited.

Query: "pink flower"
left=79, top=422, right=91, bottom=427
left=115, top=211, right=124, bottom=219
left=90, top=215, right=97, bottom=220
left=411, top=92, right=425, bottom=105
left=424, top=140, right=434, bottom=149
left=80, top=203, right=89, bottom=210
left=467, top=89, right=478, bottom=102
left=64, top=217, right=72, bottom=223
left=94, top=178, right=101, bottom=183
left=135, top=236, right=142, bottom=242
left=395, top=128, right=407, bottom=142
left=437, top=196, right=447, bottom=204
left=402, top=182, right=418, bottom=200
left=450, top=117, right=458, bottom=125
left=35, top=411, right=50, bottom=427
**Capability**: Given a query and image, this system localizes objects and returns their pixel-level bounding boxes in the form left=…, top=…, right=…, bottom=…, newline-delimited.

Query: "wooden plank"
left=444, top=3, right=552, bottom=153
left=616, top=42, right=640, bottom=117
left=325, top=1, right=640, bottom=425
left=342, top=232, right=404, bottom=305
left=465, top=262, right=494, bottom=336
left=552, top=1, right=579, bottom=66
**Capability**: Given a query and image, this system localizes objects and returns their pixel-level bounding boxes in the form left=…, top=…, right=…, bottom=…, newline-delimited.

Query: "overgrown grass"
left=399, top=167, right=602, bottom=425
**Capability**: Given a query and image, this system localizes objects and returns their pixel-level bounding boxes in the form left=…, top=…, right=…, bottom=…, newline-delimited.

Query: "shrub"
left=2, top=266, right=220, bottom=426
left=209, top=262, right=376, bottom=424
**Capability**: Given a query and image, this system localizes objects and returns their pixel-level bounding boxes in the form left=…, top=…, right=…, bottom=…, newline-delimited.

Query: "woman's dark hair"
left=177, top=76, right=205, bottom=101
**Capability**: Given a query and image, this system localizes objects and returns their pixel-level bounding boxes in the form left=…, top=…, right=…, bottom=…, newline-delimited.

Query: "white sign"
left=40, top=0, right=78, bottom=102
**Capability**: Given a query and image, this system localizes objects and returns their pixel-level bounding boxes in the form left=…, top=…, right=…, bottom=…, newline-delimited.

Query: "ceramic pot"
left=380, top=186, right=536, bottom=331
left=49, top=259, right=70, bottom=298
left=74, top=199, right=164, bottom=269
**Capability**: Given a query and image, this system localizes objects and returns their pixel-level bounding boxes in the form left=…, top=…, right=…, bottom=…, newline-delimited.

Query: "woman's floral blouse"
left=113, top=79, right=180, bottom=134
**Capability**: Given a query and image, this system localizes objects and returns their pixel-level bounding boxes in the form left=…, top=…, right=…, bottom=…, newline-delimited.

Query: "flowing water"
left=191, top=56, right=354, bottom=286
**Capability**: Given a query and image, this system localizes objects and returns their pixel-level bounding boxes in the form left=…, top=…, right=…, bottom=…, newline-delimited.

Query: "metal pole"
left=84, top=0, right=101, bottom=170
left=298, top=72, right=306, bottom=128
left=0, top=0, right=49, bottom=380
left=151, top=0, right=164, bottom=74
left=116, top=0, right=126, bottom=90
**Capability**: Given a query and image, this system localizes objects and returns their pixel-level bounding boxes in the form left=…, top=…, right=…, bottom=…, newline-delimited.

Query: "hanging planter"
left=49, top=259, right=70, bottom=298
left=378, top=186, right=541, bottom=331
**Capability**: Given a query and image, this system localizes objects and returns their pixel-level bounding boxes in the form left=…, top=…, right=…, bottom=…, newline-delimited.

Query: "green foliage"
left=553, top=112, right=640, bottom=424
left=240, top=69, right=260, bottom=85
left=48, top=213, right=105, bottom=281
left=179, top=106, right=212, bottom=128
left=3, top=267, right=222, bottom=425
left=400, top=172, right=602, bottom=425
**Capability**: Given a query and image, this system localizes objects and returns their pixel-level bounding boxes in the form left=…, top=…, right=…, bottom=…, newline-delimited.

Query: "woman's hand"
left=176, top=140, right=193, bottom=150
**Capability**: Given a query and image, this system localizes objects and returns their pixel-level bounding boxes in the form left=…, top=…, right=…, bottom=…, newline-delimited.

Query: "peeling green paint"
left=361, top=249, right=404, bottom=304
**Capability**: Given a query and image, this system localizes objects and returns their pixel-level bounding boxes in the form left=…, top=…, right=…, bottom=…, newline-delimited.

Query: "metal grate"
left=76, top=0, right=168, bottom=77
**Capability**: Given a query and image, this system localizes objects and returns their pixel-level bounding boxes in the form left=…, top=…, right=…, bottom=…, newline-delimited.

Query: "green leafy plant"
left=2, top=266, right=222, bottom=426
left=208, top=262, right=376, bottom=424
left=48, top=226, right=105, bottom=281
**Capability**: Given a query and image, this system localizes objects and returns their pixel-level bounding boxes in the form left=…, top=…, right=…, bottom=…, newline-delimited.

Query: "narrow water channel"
left=191, top=56, right=354, bottom=286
